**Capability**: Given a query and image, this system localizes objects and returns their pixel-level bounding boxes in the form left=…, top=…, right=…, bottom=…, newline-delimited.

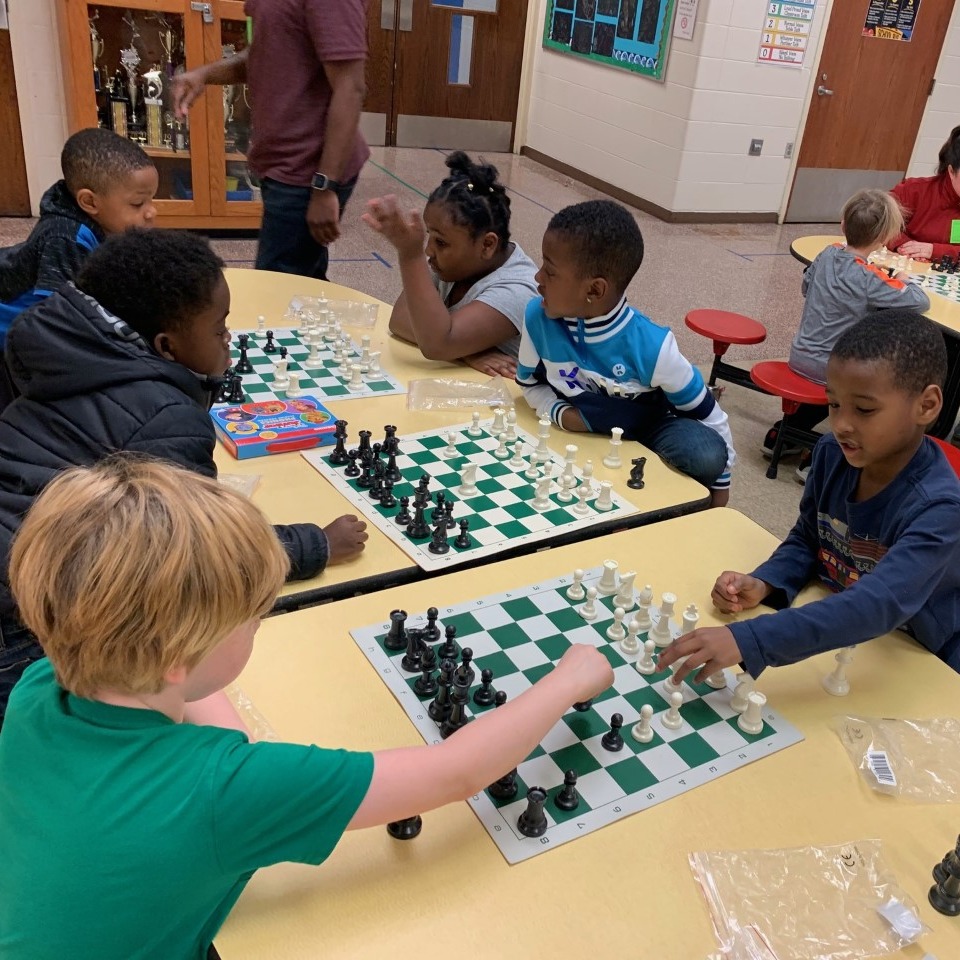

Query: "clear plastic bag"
left=689, top=839, right=930, bottom=960
left=283, top=295, right=379, bottom=328
left=225, top=683, right=278, bottom=742
left=406, top=375, right=514, bottom=411
left=218, top=473, right=260, bottom=499
left=834, top=715, right=960, bottom=801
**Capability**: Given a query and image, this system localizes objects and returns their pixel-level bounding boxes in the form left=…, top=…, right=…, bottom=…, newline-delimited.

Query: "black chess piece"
left=407, top=502, right=430, bottom=539
left=379, top=479, right=397, bottom=509
left=357, top=464, right=373, bottom=489
left=384, top=609, right=408, bottom=651
left=933, top=835, right=960, bottom=885
left=572, top=700, right=593, bottom=712
left=929, top=853, right=960, bottom=916
left=401, top=627, right=425, bottom=673
left=386, top=816, right=422, bottom=840
left=263, top=330, right=277, bottom=354
left=437, top=624, right=459, bottom=661
left=383, top=424, right=398, bottom=449
left=488, top=769, right=518, bottom=801
left=601, top=713, right=625, bottom=752
left=416, top=474, right=432, bottom=504
left=440, top=682, right=473, bottom=738
left=368, top=473, right=383, bottom=501
left=494, top=690, right=507, bottom=708
left=428, top=519, right=450, bottom=554
left=424, top=607, right=440, bottom=642
left=344, top=449, right=361, bottom=478
left=554, top=770, right=581, bottom=812
left=329, top=420, right=349, bottom=465
left=627, top=456, right=647, bottom=490
left=517, top=786, right=549, bottom=838
left=385, top=447, right=401, bottom=483
left=472, top=668, right=496, bottom=707
left=431, top=492, right=447, bottom=525
left=455, top=647, right=475, bottom=688
left=394, top=495, right=412, bottom=526
left=357, top=430, right=372, bottom=460
left=413, top=647, right=438, bottom=697
left=235, top=334, right=253, bottom=374
left=227, top=375, right=245, bottom=404
left=427, top=663, right=454, bottom=722
left=443, top=499, right=456, bottom=529
left=454, top=518, right=471, bottom=549
left=217, top=373, right=232, bottom=403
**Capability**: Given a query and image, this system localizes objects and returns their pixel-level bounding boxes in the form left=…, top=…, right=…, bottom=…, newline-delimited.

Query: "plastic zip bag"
left=406, top=375, right=514, bottom=411
left=218, top=473, right=260, bottom=499
left=283, top=295, right=379, bottom=329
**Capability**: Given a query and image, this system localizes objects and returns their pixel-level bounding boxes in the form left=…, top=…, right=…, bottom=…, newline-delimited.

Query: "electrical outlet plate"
left=784, top=142, right=794, bottom=159
left=749, top=139, right=763, bottom=157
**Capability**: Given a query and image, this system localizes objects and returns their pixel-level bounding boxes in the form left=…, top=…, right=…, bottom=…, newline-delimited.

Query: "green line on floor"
left=368, top=160, right=429, bottom=200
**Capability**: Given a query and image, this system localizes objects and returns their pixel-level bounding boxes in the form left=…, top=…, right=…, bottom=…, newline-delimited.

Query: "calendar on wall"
left=542, top=0, right=677, bottom=81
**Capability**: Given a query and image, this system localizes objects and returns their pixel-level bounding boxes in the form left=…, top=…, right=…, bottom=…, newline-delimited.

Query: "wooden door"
left=787, top=0, right=955, bottom=221
left=0, top=27, right=30, bottom=216
left=364, top=0, right=398, bottom=146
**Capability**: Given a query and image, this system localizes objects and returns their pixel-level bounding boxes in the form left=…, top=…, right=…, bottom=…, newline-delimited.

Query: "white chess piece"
left=661, top=690, right=684, bottom=730
left=566, top=569, right=586, bottom=601
left=561, top=445, right=578, bottom=488
left=468, top=412, right=483, bottom=437
left=704, top=670, right=727, bottom=690
left=631, top=704, right=654, bottom=743
left=597, top=560, right=619, bottom=596
left=272, top=358, right=289, bottom=389
left=651, top=592, right=677, bottom=646
left=822, top=646, right=855, bottom=696
left=594, top=481, right=614, bottom=511
left=580, top=459, right=595, bottom=497
left=682, top=603, right=699, bottom=635
left=347, top=364, right=364, bottom=392
left=360, top=333, right=371, bottom=355
left=368, top=351, right=381, bottom=375
left=730, top=673, right=755, bottom=714
left=620, top=618, right=640, bottom=655
left=737, top=691, right=766, bottom=735
left=603, top=427, right=624, bottom=468
left=284, top=371, right=302, bottom=397
left=256, top=314, right=266, bottom=333
left=509, top=441, right=526, bottom=471
left=444, top=432, right=459, bottom=458
left=491, top=407, right=507, bottom=435
left=606, top=607, right=627, bottom=642
left=534, top=418, right=551, bottom=463
left=458, top=463, right=479, bottom=498
left=524, top=455, right=540, bottom=481
left=635, top=585, right=653, bottom=631
left=664, top=662, right=684, bottom=695
left=304, top=342, right=324, bottom=370
left=505, top=408, right=518, bottom=443
left=636, top=639, right=657, bottom=675
left=532, top=474, right=552, bottom=511
left=493, top=433, right=510, bottom=460
left=578, top=586, right=598, bottom=621
left=573, top=483, right=591, bottom=516
left=614, top=571, right=636, bottom=611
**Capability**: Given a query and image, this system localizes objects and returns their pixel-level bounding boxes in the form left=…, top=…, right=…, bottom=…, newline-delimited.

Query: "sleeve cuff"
left=728, top=621, right=767, bottom=679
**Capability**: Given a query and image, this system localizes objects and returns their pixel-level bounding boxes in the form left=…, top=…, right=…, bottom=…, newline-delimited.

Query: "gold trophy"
left=120, top=11, right=144, bottom=140
left=143, top=67, right=164, bottom=148
left=89, top=13, right=105, bottom=92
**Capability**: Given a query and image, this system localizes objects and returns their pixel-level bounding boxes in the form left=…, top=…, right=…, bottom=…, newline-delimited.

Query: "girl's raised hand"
left=362, top=195, right=426, bottom=261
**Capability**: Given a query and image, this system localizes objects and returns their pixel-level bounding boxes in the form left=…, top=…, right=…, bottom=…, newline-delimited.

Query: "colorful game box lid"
left=211, top=396, right=337, bottom=460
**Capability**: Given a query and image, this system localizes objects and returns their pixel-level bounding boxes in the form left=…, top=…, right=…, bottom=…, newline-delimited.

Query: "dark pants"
left=255, top=177, right=357, bottom=281
left=0, top=614, right=43, bottom=729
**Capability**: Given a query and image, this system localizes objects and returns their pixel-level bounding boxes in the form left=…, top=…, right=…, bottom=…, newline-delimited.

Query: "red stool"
left=930, top=436, right=960, bottom=479
left=749, top=361, right=828, bottom=479
left=685, top=309, right=768, bottom=392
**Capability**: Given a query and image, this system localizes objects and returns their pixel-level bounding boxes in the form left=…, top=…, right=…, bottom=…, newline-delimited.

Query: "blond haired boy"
left=0, top=455, right=612, bottom=960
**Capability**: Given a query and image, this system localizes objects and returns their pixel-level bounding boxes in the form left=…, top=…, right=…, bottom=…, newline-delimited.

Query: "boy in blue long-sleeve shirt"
left=661, top=310, right=960, bottom=681
left=516, top=200, right=735, bottom=506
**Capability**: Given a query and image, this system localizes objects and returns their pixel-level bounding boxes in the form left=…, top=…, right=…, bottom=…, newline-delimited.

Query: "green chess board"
left=351, top=565, right=804, bottom=863
left=912, top=271, right=960, bottom=305
left=218, top=328, right=405, bottom=404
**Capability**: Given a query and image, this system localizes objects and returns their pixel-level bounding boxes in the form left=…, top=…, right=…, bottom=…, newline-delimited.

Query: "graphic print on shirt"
left=816, top=511, right=890, bottom=590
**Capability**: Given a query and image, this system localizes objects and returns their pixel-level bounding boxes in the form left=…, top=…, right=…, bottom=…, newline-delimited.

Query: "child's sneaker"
left=795, top=450, right=812, bottom=485
left=761, top=425, right=802, bottom=459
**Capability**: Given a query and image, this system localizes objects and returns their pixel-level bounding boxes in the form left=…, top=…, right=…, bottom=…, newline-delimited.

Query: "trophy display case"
left=56, top=0, right=260, bottom=229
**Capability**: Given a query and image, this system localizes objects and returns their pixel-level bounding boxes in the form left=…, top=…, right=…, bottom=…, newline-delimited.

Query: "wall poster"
left=862, top=0, right=921, bottom=41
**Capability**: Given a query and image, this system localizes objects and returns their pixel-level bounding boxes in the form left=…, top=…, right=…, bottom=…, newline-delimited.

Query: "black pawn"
left=472, top=668, right=496, bottom=707
left=227, top=375, right=245, bottom=404
left=386, top=816, right=422, bottom=840
left=572, top=699, right=593, bottom=712
left=627, top=456, right=647, bottom=490
left=357, top=464, right=373, bottom=489
left=379, top=479, right=396, bottom=509
left=384, top=609, right=408, bottom=651
left=554, top=770, right=581, bottom=812
left=408, top=502, right=430, bottom=539
left=517, top=786, right=549, bottom=838
left=263, top=330, right=277, bottom=354
left=428, top=518, right=449, bottom=554
left=368, top=472, right=383, bottom=501
left=401, top=627, right=425, bottom=673
left=494, top=690, right=507, bottom=707
left=431, top=491, right=447, bottom=525
left=424, top=607, right=440, bottom=642
left=454, top=518, right=471, bottom=549
left=601, top=713, right=625, bottom=752
left=344, top=449, right=361, bottom=478
left=437, top=624, right=459, bottom=661
left=235, top=334, right=253, bottom=374
left=371, top=441, right=382, bottom=463
left=279, top=346, right=288, bottom=361
left=395, top=495, right=412, bottom=526
left=456, top=647, right=475, bottom=687
left=385, top=448, right=401, bottom=483
left=329, top=420, right=349, bottom=465
left=413, top=647, right=438, bottom=697
left=427, top=662, right=454, bottom=722
left=443, top=499, right=456, bottom=529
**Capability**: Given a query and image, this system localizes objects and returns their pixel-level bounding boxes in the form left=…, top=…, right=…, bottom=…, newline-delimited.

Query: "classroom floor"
left=0, top=147, right=839, bottom=540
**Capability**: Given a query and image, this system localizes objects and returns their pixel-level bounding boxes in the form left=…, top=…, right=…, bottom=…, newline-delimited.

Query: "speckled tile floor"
left=0, top=147, right=840, bottom=542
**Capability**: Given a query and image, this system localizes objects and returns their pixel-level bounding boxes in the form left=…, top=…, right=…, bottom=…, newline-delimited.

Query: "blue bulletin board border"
left=542, top=0, right=677, bottom=81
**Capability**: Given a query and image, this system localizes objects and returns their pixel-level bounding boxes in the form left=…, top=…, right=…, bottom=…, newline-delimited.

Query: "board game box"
left=352, top=564, right=804, bottom=863
left=212, top=396, right=338, bottom=459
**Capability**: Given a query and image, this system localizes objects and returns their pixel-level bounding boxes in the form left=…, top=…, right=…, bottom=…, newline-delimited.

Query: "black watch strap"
left=312, top=173, right=341, bottom=192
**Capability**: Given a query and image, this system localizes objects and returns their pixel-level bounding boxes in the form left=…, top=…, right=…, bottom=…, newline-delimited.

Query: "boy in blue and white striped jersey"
left=517, top=200, right=735, bottom=506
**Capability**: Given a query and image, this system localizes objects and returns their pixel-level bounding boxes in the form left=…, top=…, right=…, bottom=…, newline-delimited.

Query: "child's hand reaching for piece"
left=362, top=195, right=426, bottom=262
left=324, top=515, right=369, bottom=564
left=657, top=627, right=742, bottom=684
left=711, top=571, right=772, bottom=613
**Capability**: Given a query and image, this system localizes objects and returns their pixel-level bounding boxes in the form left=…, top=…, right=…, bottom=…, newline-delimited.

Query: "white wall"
left=8, top=0, right=69, bottom=216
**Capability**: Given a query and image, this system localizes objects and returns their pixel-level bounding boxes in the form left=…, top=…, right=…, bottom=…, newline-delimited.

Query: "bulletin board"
left=543, top=0, right=677, bottom=81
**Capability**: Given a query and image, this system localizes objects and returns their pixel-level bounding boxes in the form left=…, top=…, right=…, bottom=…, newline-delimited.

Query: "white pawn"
left=566, top=569, right=586, bottom=601
left=603, top=427, right=624, bottom=468
left=368, top=351, right=381, bottom=375
left=524, top=455, right=541, bottom=480
left=505, top=408, right=518, bottom=443
left=534, top=418, right=551, bottom=463
left=509, top=441, right=526, bottom=471
left=257, top=314, right=266, bottom=333
left=444, top=431, right=459, bottom=458
left=606, top=607, right=627, bottom=642
left=272, top=358, right=289, bottom=389
left=572, top=485, right=591, bottom=517
left=493, top=433, right=510, bottom=459
left=704, top=670, right=728, bottom=690
left=730, top=673, right=755, bottom=714
left=491, top=406, right=507, bottom=435
left=661, top=690, right=684, bottom=730
left=635, top=584, right=653, bottom=631
left=468, top=412, right=483, bottom=437
left=347, top=364, right=364, bottom=392
left=682, top=603, right=699, bottom=635
left=580, top=459, right=595, bottom=497
left=651, top=592, right=676, bottom=646
left=561, top=445, right=578, bottom=487
left=556, top=482, right=575, bottom=504
left=285, top=371, right=302, bottom=397
left=737, top=691, right=766, bottom=735
left=620, top=618, right=641, bottom=655
left=458, top=463, right=479, bottom=498
left=360, top=333, right=371, bottom=356
left=631, top=704, right=654, bottom=743
left=636, top=639, right=657, bottom=675
left=578, top=586, right=598, bottom=621
left=532, top=473, right=552, bottom=511
left=597, top=559, right=619, bottom=596
left=304, top=342, right=324, bottom=370
left=822, top=646, right=855, bottom=697
left=595, top=481, right=614, bottom=511
left=614, top=571, right=636, bottom=611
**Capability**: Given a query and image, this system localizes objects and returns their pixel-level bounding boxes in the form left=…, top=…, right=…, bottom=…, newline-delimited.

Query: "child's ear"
left=917, top=384, right=943, bottom=425
left=153, top=332, right=176, bottom=360
left=588, top=277, right=608, bottom=302
left=74, top=188, right=99, bottom=217
left=480, top=230, right=500, bottom=259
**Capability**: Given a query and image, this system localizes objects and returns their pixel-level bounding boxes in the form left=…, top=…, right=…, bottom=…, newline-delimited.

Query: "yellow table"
left=219, top=270, right=710, bottom=609
left=219, top=509, right=960, bottom=960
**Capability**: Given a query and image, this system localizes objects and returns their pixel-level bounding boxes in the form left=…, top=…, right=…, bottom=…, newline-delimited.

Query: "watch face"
left=313, top=174, right=329, bottom=190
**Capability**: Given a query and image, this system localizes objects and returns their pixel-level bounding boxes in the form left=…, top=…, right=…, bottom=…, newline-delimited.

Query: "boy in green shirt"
left=0, top=455, right=611, bottom=960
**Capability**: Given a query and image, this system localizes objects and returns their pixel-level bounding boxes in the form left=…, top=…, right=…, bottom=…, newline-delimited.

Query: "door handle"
left=190, top=2, right=213, bottom=24
left=381, top=0, right=395, bottom=30
left=399, top=0, right=413, bottom=31
left=817, top=85, right=834, bottom=96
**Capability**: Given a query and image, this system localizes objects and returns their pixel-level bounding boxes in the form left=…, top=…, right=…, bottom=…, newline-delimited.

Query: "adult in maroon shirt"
left=172, top=0, right=368, bottom=280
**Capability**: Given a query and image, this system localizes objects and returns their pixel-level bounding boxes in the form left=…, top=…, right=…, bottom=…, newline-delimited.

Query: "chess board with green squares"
left=302, top=419, right=637, bottom=572
left=218, top=328, right=405, bottom=405
left=351, top=565, right=804, bottom=863
left=911, top=271, right=960, bottom=305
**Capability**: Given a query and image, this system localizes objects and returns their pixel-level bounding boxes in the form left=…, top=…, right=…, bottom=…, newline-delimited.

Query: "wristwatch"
left=311, top=173, right=341, bottom=192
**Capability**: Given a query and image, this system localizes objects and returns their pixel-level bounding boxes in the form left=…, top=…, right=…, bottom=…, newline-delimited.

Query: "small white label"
left=876, top=898, right=923, bottom=941
left=867, top=750, right=897, bottom=786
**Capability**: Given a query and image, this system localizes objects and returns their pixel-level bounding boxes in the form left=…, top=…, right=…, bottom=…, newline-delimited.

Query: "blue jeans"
left=255, top=177, right=357, bottom=281
left=642, top=416, right=729, bottom=489
left=0, top=614, right=43, bottom=728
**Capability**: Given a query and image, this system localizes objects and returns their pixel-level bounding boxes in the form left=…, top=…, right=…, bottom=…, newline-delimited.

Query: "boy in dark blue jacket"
left=660, top=310, right=960, bottom=680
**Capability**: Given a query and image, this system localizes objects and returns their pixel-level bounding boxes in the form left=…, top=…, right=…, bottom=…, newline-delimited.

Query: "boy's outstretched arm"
left=347, top=644, right=613, bottom=829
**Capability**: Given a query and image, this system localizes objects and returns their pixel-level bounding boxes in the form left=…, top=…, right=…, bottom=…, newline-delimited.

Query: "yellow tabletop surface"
left=218, top=269, right=709, bottom=606
left=218, top=508, right=960, bottom=960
